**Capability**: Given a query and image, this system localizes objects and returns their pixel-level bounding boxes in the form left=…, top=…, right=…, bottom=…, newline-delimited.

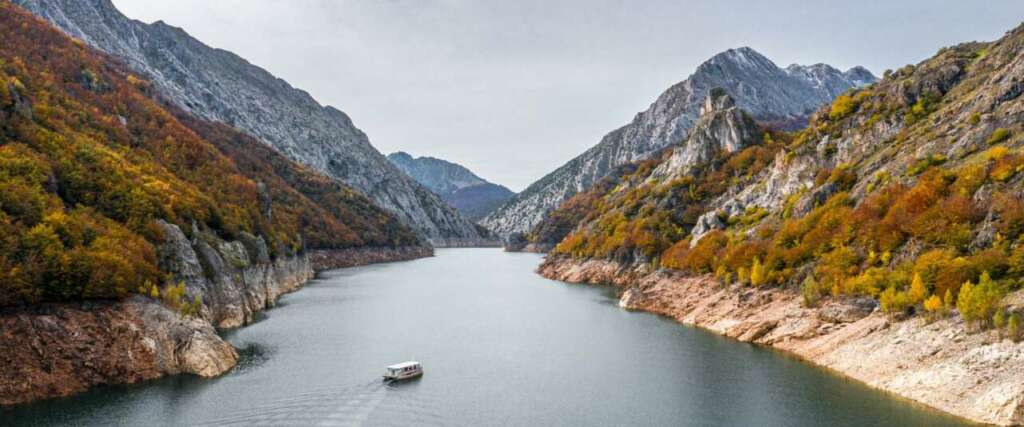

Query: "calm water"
left=6, top=249, right=970, bottom=426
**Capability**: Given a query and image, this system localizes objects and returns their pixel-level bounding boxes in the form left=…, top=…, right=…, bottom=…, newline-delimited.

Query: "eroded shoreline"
left=0, top=245, right=433, bottom=406
left=538, top=254, right=1024, bottom=426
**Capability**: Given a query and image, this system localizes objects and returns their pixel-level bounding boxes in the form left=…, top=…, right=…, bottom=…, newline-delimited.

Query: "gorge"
left=2, top=0, right=1024, bottom=425
left=3, top=250, right=973, bottom=427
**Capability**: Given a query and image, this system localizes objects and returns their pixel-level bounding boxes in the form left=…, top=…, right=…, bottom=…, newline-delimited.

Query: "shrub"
left=987, top=128, right=1011, bottom=145
left=829, top=94, right=859, bottom=120
left=801, top=275, right=822, bottom=307
left=994, top=308, right=1007, bottom=331
left=880, top=287, right=912, bottom=315
left=1009, top=313, right=1022, bottom=342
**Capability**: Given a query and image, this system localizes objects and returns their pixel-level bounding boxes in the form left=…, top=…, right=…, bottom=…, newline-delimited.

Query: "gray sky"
left=112, top=0, right=1024, bottom=191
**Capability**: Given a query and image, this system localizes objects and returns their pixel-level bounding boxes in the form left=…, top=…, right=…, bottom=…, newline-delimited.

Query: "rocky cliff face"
left=538, top=256, right=1024, bottom=426
left=650, top=88, right=762, bottom=179
left=482, top=47, right=875, bottom=237
left=155, top=220, right=314, bottom=329
left=0, top=300, right=237, bottom=406
left=13, top=0, right=486, bottom=247
left=388, top=152, right=514, bottom=222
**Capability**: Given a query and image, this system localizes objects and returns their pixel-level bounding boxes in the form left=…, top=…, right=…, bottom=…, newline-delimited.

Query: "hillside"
left=13, top=0, right=489, bottom=246
left=0, top=1, right=423, bottom=306
left=482, top=48, right=875, bottom=238
left=538, top=23, right=1024, bottom=426
left=388, top=152, right=514, bottom=221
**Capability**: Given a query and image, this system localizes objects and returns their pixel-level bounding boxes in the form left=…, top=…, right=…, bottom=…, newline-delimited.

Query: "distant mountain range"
left=481, top=47, right=876, bottom=237
left=14, top=0, right=491, bottom=247
left=388, top=152, right=514, bottom=222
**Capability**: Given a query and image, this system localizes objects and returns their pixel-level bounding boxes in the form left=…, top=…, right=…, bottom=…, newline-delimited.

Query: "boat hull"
left=383, top=370, right=423, bottom=381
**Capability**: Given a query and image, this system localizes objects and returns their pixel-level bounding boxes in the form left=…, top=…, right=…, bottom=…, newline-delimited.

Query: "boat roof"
left=386, top=361, right=420, bottom=369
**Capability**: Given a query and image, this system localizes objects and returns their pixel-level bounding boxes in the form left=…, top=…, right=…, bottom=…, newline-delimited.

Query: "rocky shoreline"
left=0, top=241, right=432, bottom=407
left=538, top=255, right=1024, bottom=426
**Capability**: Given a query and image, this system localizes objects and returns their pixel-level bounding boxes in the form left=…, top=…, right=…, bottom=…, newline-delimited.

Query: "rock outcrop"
left=539, top=255, right=1024, bottom=426
left=482, top=48, right=875, bottom=237
left=0, top=300, right=237, bottom=406
left=14, top=0, right=488, bottom=247
left=650, top=88, right=762, bottom=178
left=155, top=220, right=314, bottom=329
left=388, top=152, right=514, bottom=223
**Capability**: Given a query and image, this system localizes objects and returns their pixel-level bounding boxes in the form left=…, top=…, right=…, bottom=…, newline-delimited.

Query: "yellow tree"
left=909, top=273, right=927, bottom=304
left=923, top=294, right=943, bottom=320
left=750, top=258, right=767, bottom=287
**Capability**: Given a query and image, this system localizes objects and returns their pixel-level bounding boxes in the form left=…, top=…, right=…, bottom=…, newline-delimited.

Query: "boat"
left=383, top=361, right=423, bottom=381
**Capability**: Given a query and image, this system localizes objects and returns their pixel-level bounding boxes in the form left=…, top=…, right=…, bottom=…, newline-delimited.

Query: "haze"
left=111, top=0, right=1024, bottom=191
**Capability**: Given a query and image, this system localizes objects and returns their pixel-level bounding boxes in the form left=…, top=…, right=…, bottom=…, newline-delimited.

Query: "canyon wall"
left=0, top=224, right=431, bottom=406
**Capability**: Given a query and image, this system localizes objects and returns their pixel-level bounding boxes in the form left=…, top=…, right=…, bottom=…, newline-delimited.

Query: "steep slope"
left=482, top=47, right=875, bottom=237
left=538, top=23, right=1024, bottom=426
left=14, top=0, right=487, bottom=247
left=388, top=152, right=514, bottom=221
left=0, top=3, right=426, bottom=404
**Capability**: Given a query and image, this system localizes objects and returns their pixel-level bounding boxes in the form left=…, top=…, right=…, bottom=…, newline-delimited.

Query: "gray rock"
left=155, top=220, right=313, bottom=329
left=818, top=298, right=879, bottom=323
left=792, top=182, right=837, bottom=219
left=651, top=89, right=761, bottom=178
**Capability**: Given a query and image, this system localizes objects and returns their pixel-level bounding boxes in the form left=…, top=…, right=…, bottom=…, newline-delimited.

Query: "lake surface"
left=6, top=249, right=970, bottom=426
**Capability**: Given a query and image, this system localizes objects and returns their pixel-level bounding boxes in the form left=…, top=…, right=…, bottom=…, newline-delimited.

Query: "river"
left=5, top=249, right=970, bottom=426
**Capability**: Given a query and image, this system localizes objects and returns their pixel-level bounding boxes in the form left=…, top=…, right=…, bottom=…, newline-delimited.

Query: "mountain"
left=481, top=47, right=876, bottom=238
left=538, top=24, right=1024, bottom=426
left=388, top=152, right=514, bottom=221
left=0, top=2, right=433, bottom=404
left=13, top=0, right=489, bottom=247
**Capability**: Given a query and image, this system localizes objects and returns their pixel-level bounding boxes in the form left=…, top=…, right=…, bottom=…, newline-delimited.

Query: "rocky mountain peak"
left=843, top=66, right=877, bottom=86
left=483, top=47, right=875, bottom=238
left=703, top=47, right=778, bottom=73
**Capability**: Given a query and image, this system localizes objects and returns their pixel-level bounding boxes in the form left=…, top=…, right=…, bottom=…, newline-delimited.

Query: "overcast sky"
left=112, top=0, right=1024, bottom=191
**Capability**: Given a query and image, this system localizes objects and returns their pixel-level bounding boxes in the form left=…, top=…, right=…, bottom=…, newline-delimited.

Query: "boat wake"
left=192, top=379, right=451, bottom=426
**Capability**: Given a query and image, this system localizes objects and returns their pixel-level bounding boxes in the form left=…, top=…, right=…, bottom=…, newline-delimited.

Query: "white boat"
left=383, top=361, right=423, bottom=381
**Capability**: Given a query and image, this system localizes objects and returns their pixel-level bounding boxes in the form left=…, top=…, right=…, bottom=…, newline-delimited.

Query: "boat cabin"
left=383, top=361, right=423, bottom=380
